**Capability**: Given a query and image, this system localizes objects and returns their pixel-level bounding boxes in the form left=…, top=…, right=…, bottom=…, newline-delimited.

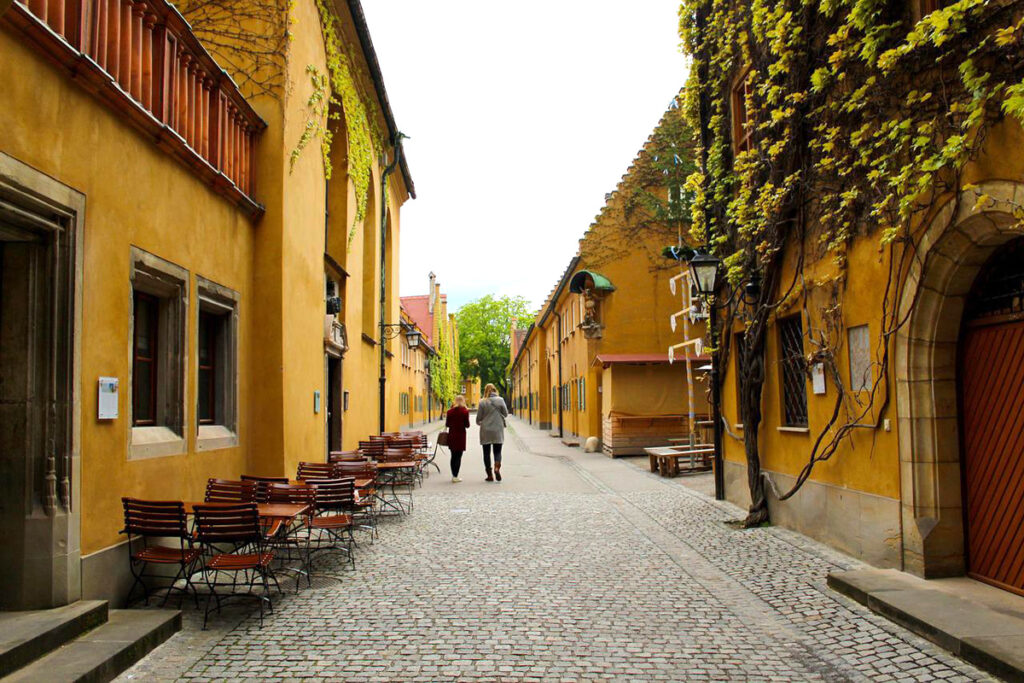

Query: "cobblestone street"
left=118, top=419, right=992, bottom=682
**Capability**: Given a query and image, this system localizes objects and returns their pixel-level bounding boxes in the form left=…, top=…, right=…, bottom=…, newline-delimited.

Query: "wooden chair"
left=328, top=450, right=364, bottom=463
left=240, top=475, right=289, bottom=503
left=307, top=478, right=357, bottom=569
left=296, top=462, right=338, bottom=480
left=205, top=478, right=258, bottom=503
left=192, top=503, right=276, bottom=628
left=121, top=498, right=201, bottom=608
left=333, top=460, right=378, bottom=539
left=266, top=483, right=316, bottom=590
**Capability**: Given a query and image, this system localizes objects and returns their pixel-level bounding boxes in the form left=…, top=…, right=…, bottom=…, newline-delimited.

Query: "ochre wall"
left=0, top=30, right=254, bottom=555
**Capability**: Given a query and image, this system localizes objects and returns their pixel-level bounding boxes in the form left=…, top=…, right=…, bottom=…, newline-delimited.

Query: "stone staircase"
left=0, top=601, right=179, bottom=682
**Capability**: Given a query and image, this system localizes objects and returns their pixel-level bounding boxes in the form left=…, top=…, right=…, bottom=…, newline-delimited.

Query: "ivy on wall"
left=290, top=0, right=388, bottom=242
left=680, top=0, right=1024, bottom=524
left=431, top=315, right=461, bottom=408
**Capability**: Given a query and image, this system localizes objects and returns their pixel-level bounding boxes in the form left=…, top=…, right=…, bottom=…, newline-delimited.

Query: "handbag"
left=437, top=431, right=449, bottom=446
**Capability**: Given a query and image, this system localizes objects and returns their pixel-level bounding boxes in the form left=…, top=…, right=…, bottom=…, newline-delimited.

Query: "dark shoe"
left=495, top=463, right=502, bottom=482
left=485, top=468, right=494, bottom=482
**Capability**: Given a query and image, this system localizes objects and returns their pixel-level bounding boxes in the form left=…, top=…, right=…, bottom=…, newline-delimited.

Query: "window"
left=731, top=69, right=753, bottom=153
left=552, top=387, right=557, bottom=413
left=130, top=248, right=188, bottom=459
left=778, top=315, right=808, bottom=427
left=578, top=377, right=585, bottom=411
left=847, top=325, right=871, bottom=392
left=196, top=277, right=239, bottom=449
left=132, top=292, right=159, bottom=426
left=197, top=311, right=219, bottom=424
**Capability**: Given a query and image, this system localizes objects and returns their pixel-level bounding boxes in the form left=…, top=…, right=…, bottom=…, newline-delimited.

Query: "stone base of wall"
left=81, top=540, right=139, bottom=608
left=724, top=460, right=901, bottom=568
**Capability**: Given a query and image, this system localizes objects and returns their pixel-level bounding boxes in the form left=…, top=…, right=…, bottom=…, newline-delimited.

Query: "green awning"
left=569, top=270, right=616, bottom=294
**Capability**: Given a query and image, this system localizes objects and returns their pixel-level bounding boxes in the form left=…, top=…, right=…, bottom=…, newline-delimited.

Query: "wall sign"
left=98, top=377, right=119, bottom=419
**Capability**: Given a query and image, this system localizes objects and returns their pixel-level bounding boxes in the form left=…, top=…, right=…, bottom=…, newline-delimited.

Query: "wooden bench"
left=645, top=445, right=714, bottom=477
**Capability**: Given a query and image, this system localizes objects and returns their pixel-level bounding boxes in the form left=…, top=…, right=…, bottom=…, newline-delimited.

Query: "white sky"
left=361, top=1, right=688, bottom=313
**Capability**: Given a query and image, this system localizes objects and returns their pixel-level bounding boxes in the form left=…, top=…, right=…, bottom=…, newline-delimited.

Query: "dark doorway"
left=0, top=202, right=77, bottom=609
left=327, top=355, right=343, bottom=454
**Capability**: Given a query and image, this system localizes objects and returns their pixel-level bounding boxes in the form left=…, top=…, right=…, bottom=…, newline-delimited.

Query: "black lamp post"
left=689, top=250, right=725, bottom=501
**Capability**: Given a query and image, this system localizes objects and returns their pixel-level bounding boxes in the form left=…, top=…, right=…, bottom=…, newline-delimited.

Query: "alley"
left=119, top=419, right=988, bottom=682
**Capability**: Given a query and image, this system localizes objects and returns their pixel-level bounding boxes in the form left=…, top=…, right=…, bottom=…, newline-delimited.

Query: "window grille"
left=778, top=316, right=808, bottom=427
left=964, top=238, right=1024, bottom=323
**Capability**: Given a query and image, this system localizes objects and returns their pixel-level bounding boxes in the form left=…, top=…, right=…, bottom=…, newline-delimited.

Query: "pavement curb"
left=828, top=570, right=1024, bottom=682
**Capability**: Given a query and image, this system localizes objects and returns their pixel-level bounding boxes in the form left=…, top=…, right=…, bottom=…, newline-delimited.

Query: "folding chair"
left=121, top=498, right=201, bottom=608
left=193, top=503, right=276, bottom=628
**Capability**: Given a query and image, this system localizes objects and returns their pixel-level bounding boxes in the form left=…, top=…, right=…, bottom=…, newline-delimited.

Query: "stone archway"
left=895, top=179, right=1024, bottom=579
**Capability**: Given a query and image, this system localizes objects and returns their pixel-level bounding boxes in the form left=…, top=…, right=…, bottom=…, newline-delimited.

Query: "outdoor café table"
left=373, top=461, right=418, bottom=514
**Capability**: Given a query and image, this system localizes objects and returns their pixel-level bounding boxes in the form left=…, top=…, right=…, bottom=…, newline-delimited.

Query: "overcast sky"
left=361, top=1, right=688, bottom=313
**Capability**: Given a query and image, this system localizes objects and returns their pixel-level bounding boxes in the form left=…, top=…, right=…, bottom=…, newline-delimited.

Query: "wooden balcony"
left=3, top=0, right=265, bottom=218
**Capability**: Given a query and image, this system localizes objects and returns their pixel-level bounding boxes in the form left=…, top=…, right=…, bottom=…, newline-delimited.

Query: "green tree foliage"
left=456, top=295, right=533, bottom=395
left=430, top=314, right=460, bottom=409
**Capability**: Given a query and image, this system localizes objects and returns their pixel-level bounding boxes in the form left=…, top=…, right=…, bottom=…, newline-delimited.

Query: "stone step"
left=0, top=600, right=108, bottom=677
left=3, top=609, right=180, bottom=683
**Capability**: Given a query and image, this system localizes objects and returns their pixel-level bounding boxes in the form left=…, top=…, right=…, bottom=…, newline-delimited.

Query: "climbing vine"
left=431, top=315, right=460, bottom=409
left=680, top=0, right=1024, bottom=524
left=291, top=0, right=388, bottom=241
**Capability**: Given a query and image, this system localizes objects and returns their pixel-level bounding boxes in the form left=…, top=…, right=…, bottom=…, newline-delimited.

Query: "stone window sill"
left=777, top=426, right=810, bottom=434
left=196, top=425, right=239, bottom=452
left=130, top=426, right=186, bottom=460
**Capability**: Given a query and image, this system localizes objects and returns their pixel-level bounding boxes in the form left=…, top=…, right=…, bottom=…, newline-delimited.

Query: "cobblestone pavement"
left=118, top=418, right=992, bottom=682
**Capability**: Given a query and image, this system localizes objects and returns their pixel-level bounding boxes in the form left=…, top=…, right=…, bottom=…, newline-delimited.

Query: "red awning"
left=592, top=353, right=712, bottom=368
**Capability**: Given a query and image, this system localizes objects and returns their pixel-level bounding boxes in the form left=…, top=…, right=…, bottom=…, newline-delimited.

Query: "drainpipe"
left=527, top=348, right=533, bottom=425
left=378, top=134, right=403, bottom=434
left=554, top=311, right=564, bottom=438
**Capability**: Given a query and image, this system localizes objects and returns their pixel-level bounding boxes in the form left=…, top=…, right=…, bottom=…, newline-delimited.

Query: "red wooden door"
left=960, top=320, right=1024, bottom=593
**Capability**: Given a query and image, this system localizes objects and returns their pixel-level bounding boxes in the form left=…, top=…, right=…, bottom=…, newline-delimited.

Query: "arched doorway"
left=959, top=238, right=1024, bottom=594
left=896, top=180, right=1024, bottom=580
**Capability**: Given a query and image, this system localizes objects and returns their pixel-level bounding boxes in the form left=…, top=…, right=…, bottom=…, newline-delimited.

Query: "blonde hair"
left=454, top=395, right=466, bottom=407
left=483, top=383, right=498, bottom=397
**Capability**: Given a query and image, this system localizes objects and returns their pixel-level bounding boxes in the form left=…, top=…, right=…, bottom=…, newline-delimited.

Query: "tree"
left=456, top=295, right=533, bottom=396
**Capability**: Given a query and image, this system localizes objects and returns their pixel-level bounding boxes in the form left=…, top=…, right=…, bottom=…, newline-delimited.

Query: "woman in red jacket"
left=445, top=395, right=471, bottom=482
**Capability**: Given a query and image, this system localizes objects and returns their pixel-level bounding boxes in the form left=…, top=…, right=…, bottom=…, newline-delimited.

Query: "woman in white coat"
left=475, top=383, right=509, bottom=482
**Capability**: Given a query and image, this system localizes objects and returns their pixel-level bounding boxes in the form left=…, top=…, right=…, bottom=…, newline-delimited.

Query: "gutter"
left=345, top=0, right=416, bottom=199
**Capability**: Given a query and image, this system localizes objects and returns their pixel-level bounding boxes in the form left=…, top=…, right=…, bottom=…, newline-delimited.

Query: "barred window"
left=778, top=316, right=808, bottom=427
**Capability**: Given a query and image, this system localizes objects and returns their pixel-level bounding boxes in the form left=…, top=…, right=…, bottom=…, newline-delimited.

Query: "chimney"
left=428, top=271, right=436, bottom=313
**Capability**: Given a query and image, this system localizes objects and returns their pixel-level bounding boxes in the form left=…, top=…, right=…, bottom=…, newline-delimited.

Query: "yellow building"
left=0, top=0, right=413, bottom=607
left=509, top=101, right=708, bottom=454
left=689, top=0, right=1024, bottom=592
left=401, top=271, right=461, bottom=418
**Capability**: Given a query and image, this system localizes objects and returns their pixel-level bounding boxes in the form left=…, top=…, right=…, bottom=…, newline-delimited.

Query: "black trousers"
left=450, top=450, right=463, bottom=477
left=482, top=443, right=503, bottom=470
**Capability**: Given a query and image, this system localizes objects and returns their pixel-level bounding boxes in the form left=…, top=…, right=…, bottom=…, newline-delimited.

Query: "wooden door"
left=960, top=319, right=1024, bottom=593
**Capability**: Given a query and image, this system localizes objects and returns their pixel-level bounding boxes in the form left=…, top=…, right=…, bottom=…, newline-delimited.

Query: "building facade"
left=685, top=0, right=1024, bottom=592
left=509, top=101, right=708, bottom=454
left=0, top=0, right=414, bottom=608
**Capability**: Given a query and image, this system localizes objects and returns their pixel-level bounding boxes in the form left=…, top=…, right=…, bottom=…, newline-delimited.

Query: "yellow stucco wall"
left=0, top=29, right=254, bottom=554
left=0, top=0, right=411, bottom=561
left=718, top=118, right=1024, bottom=504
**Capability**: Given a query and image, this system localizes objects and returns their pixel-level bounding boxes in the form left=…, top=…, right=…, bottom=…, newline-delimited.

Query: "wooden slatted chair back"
left=296, top=462, right=336, bottom=480
left=205, top=478, right=258, bottom=503
left=308, top=478, right=356, bottom=513
left=328, top=450, right=364, bottom=463
left=334, top=460, right=377, bottom=479
left=121, top=498, right=190, bottom=539
left=267, top=483, right=316, bottom=506
left=240, top=475, right=290, bottom=503
left=193, top=503, right=261, bottom=544
left=385, top=437, right=415, bottom=449
left=381, top=447, right=414, bottom=462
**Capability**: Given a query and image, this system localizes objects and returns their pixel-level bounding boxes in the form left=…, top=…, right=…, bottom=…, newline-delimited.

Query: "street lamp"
left=378, top=321, right=420, bottom=433
left=688, top=251, right=720, bottom=297
left=688, top=250, right=725, bottom=501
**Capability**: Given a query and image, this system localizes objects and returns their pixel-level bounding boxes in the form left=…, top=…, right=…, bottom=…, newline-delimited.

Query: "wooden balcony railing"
left=4, top=0, right=265, bottom=217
